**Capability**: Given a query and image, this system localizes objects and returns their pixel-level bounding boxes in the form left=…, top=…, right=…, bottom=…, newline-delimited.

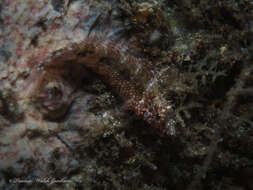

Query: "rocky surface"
left=0, top=0, right=253, bottom=189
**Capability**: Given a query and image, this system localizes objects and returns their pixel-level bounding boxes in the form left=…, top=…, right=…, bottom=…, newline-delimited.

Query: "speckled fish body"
left=2, top=0, right=177, bottom=135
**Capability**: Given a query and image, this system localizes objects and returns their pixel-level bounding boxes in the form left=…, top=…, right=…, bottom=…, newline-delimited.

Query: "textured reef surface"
left=0, top=0, right=253, bottom=189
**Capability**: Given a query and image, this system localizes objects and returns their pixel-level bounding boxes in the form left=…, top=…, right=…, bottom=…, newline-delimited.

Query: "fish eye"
left=47, top=86, right=63, bottom=99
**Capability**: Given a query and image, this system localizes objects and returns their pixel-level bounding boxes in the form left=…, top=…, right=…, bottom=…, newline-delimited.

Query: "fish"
left=17, top=0, right=178, bottom=135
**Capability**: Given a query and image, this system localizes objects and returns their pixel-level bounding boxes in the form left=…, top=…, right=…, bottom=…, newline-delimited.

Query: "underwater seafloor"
left=0, top=0, right=253, bottom=189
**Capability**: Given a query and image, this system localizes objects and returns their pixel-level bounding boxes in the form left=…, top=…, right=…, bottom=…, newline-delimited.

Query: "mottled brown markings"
left=77, top=50, right=95, bottom=57
left=98, top=57, right=133, bottom=82
left=99, top=57, right=114, bottom=65
left=24, top=34, right=177, bottom=135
